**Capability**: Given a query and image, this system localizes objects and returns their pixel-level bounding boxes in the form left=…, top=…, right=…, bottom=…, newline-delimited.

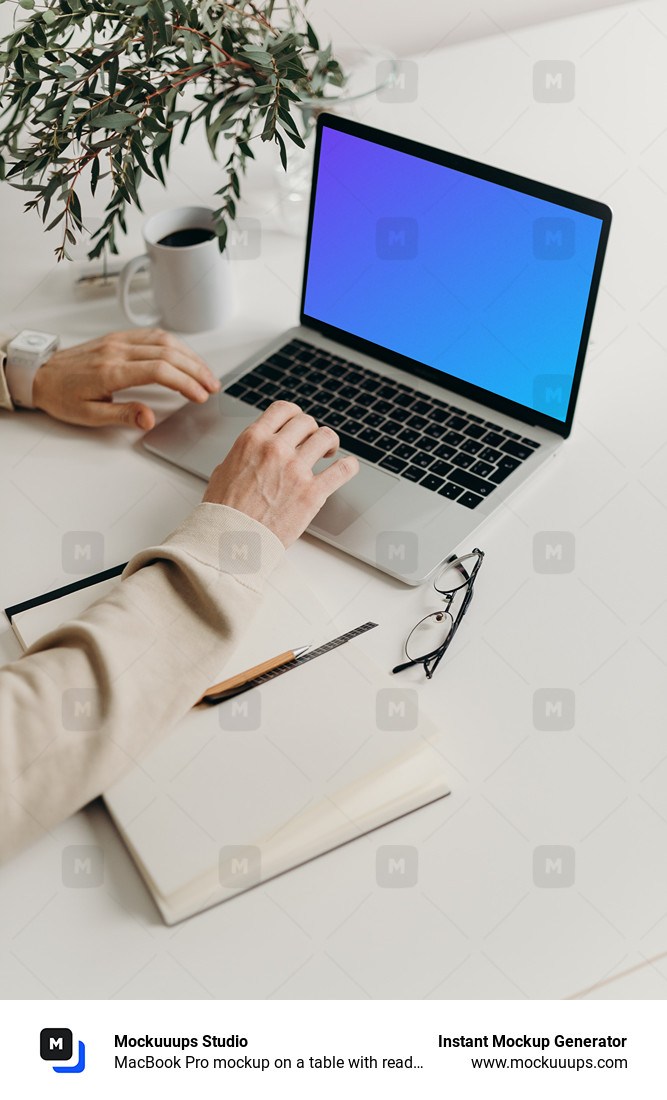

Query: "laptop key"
left=471, top=460, right=494, bottom=479
left=373, top=399, right=394, bottom=416
left=394, top=392, right=416, bottom=408
left=359, top=426, right=380, bottom=444
left=266, top=352, right=292, bottom=369
left=395, top=443, right=416, bottom=460
left=412, top=399, right=432, bottom=416
left=463, top=423, right=486, bottom=439
left=311, top=354, right=331, bottom=369
left=379, top=454, right=408, bottom=474
left=340, top=384, right=360, bottom=400
left=447, top=415, right=468, bottom=432
left=325, top=411, right=345, bottom=428
left=256, top=396, right=272, bottom=411
left=418, top=434, right=439, bottom=452
left=401, top=465, right=423, bottom=482
left=413, top=451, right=432, bottom=468
left=438, top=482, right=463, bottom=500
left=378, top=384, right=399, bottom=401
left=420, top=473, right=444, bottom=492
left=398, top=427, right=420, bottom=444
left=443, top=430, right=465, bottom=447
left=430, top=407, right=450, bottom=424
left=226, top=381, right=246, bottom=397
left=458, top=491, right=483, bottom=509
left=502, top=439, right=534, bottom=461
left=376, top=434, right=398, bottom=452
left=431, top=459, right=453, bottom=478
left=451, top=452, right=475, bottom=469
left=503, top=429, right=520, bottom=439
left=490, top=456, right=521, bottom=483
left=482, top=430, right=505, bottom=448
left=461, top=439, right=483, bottom=455
left=259, top=381, right=281, bottom=398
left=449, top=469, right=495, bottom=496
left=522, top=437, right=540, bottom=449
left=243, top=389, right=266, bottom=405
left=435, top=442, right=456, bottom=460
left=336, top=431, right=382, bottom=465
left=407, top=414, right=428, bottom=431
left=256, top=363, right=282, bottom=382
left=478, top=446, right=502, bottom=463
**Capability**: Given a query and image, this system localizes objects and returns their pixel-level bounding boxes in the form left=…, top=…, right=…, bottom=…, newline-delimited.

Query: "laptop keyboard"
left=225, top=339, right=540, bottom=510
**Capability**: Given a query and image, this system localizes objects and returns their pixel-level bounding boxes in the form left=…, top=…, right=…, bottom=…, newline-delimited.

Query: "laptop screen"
left=302, top=122, right=607, bottom=427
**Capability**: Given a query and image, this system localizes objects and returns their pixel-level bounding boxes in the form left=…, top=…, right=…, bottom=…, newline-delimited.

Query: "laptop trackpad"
left=310, top=457, right=396, bottom=536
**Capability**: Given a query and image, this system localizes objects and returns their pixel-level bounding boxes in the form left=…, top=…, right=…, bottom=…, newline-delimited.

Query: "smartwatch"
left=5, top=330, right=60, bottom=408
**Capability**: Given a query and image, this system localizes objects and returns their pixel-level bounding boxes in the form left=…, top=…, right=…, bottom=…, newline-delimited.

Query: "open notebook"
left=6, top=560, right=449, bottom=924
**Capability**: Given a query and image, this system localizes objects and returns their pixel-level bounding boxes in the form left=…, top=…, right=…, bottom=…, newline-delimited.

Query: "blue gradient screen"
left=303, top=127, right=604, bottom=422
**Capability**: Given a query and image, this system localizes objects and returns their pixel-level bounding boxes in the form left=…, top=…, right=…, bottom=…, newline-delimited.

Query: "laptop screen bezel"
left=299, top=112, right=612, bottom=440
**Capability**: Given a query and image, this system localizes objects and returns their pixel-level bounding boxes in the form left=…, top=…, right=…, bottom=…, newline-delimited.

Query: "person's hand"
left=203, top=401, right=360, bottom=548
left=31, top=328, right=220, bottom=429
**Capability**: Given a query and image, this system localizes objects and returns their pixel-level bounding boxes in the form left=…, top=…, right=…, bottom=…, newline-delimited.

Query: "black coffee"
left=157, top=227, right=215, bottom=248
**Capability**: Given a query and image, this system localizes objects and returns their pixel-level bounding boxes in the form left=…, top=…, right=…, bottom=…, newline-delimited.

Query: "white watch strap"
left=4, top=358, right=42, bottom=408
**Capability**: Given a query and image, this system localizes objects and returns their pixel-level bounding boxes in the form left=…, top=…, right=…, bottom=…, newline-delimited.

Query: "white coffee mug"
left=118, top=205, right=235, bottom=333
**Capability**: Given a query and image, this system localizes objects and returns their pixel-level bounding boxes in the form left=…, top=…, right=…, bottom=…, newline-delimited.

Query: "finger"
left=113, top=340, right=219, bottom=392
left=251, top=400, right=302, bottom=435
left=277, top=411, right=320, bottom=449
left=297, top=425, right=340, bottom=467
left=83, top=400, right=155, bottom=430
left=314, top=453, right=360, bottom=496
left=102, top=359, right=211, bottom=403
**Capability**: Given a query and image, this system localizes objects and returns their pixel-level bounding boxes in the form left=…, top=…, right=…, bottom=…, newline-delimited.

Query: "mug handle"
left=117, top=254, right=161, bottom=327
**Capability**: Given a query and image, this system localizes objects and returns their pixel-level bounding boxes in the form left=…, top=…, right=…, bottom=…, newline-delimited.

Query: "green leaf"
left=275, top=130, right=287, bottom=170
left=94, top=112, right=138, bottom=129
left=90, top=154, right=100, bottom=195
left=0, top=0, right=346, bottom=262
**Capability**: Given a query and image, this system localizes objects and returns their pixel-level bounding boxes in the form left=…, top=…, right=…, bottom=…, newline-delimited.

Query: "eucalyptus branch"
left=0, top=0, right=345, bottom=260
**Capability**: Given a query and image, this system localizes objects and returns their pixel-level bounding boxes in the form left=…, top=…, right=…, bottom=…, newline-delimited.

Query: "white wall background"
left=303, top=0, right=635, bottom=56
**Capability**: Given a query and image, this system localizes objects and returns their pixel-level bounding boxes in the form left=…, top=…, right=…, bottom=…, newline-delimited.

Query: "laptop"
left=143, top=112, right=612, bottom=584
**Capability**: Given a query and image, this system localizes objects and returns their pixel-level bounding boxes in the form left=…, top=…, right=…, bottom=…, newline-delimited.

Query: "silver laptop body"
left=143, top=116, right=611, bottom=585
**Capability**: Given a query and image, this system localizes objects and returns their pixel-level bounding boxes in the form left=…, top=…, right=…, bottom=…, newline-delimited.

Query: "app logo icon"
left=40, top=1028, right=86, bottom=1073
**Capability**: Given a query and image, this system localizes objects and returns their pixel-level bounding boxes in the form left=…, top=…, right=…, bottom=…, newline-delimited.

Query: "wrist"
left=31, top=362, right=48, bottom=412
left=5, top=330, right=59, bottom=408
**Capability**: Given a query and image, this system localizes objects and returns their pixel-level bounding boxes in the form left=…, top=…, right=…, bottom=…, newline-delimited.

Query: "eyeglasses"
left=392, top=548, right=485, bottom=679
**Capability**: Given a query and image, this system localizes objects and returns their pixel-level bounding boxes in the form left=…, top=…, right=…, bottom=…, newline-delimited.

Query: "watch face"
left=9, top=330, right=59, bottom=356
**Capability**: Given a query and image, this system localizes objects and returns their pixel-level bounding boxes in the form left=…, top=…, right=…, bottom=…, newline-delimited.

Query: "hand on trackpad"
left=310, top=454, right=397, bottom=536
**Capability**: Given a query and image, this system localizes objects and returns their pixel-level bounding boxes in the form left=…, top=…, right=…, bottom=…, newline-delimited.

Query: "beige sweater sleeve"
left=0, top=502, right=285, bottom=863
left=0, top=332, right=15, bottom=411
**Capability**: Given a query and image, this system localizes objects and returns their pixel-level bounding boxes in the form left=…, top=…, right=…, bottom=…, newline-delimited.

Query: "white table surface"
left=1, top=0, right=667, bottom=1000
